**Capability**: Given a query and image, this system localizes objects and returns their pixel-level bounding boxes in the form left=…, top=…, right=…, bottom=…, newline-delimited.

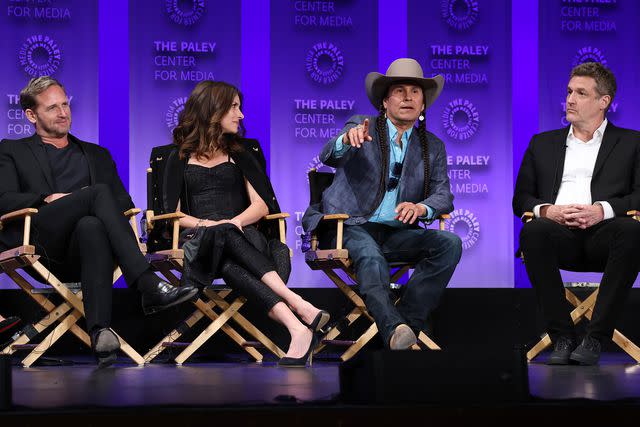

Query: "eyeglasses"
left=387, top=161, right=403, bottom=191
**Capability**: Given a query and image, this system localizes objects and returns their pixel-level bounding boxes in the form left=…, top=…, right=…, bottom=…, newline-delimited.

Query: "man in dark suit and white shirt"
left=0, top=77, right=197, bottom=366
left=513, top=62, right=640, bottom=365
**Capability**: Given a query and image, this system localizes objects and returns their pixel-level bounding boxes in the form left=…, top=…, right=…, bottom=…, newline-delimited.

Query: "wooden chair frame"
left=305, top=210, right=448, bottom=362
left=521, top=211, right=640, bottom=363
left=141, top=187, right=288, bottom=365
left=0, top=208, right=145, bottom=367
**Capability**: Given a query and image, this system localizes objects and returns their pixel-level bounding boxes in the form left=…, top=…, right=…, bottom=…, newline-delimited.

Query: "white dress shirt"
left=534, top=118, right=614, bottom=219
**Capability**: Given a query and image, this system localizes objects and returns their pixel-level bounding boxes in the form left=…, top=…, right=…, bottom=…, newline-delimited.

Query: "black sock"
left=135, top=270, right=163, bottom=293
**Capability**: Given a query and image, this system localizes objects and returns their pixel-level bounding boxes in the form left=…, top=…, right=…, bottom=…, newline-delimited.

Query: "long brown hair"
left=174, top=80, right=245, bottom=160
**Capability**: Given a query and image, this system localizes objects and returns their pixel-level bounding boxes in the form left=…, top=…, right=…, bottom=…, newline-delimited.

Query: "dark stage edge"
left=1, top=353, right=640, bottom=425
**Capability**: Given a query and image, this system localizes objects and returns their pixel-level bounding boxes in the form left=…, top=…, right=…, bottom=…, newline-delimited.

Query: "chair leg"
left=340, top=322, right=379, bottom=362
left=144, top=304, right=208, bottom=362
left=174, top=297, right=246, bottom=365
left=204, top=289, right=285, bottom=358
left=417, top=331, right=441, bottom=350
left=22, top=309, right=83, bottom=367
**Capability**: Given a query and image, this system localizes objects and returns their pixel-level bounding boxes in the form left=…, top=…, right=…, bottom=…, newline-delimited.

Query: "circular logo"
left=441, top=0, right=479, bottom=31
left=446, top=209, right=480, bottom=250
left=165, top=0, right=205, bottom=26
left=573, top=46, right=608, bottom=68
left=305, top=42, right=344, bottom=85
left=19, top=35, right=62, bottom=77
left=165, top=96, right=187, bottom=131
left=306, top=155, right=336, bottom=182
left=442, top=98, right=480, bottom=141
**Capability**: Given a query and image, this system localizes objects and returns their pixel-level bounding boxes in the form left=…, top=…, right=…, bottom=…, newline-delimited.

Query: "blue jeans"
left=341, top=222, right=462, bottom=347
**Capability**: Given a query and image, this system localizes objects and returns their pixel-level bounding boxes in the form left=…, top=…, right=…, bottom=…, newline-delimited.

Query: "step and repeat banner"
left=537, top=0, right=640, bottom=286
left=408, top=0, right=513, bottom=287
left=0, top=0, right=98, bottom=143
left=4, top=1, right=638, bottom=289
left=270, top=0, right=379, bottom=287
left=0, top=0, right=98, bottom=289
left=128, top=0, right=241, bottom=209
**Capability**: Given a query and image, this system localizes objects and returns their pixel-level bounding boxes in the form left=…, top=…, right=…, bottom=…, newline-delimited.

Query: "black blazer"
left=0, top=133, right=133, bottom=249
left=156, top=138, right=282, bottom=242
left=513, top=122, right=640, bottom=218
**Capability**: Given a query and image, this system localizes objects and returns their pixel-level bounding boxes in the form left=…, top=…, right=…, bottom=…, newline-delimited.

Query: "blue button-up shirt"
left=334, top=119, right=433, bottom=227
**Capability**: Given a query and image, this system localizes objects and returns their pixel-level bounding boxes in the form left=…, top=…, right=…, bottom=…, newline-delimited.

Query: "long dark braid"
left=417, top=115, right=430, bottom=199
left=369, top=107, right=389, bottom=215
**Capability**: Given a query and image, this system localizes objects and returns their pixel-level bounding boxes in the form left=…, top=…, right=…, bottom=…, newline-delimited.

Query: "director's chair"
left=520, top=211, right=640, bottom=363
left=0, top=208, right=145, bottom=367
left=304, top=170, right=446, bottom=362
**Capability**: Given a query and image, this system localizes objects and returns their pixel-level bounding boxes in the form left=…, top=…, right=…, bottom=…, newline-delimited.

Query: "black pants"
left=520, top=217, right=640, bottom=342
left=31, top=185, right=149, bottom=331
left=218, top=227, right=287, bottom=312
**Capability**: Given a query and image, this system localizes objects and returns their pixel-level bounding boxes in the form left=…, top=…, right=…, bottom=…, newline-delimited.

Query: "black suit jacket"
left=513, top=122, right=640, bottom=218
left=0, top=133, right=133, bottom=249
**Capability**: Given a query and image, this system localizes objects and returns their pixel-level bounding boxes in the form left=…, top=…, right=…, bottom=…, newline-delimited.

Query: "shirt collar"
left=387, top=118, right=413, bottom=145
left=568, top=118, right=608, bottom=143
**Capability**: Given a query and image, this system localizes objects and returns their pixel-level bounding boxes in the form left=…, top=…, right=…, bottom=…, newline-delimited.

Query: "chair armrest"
left=264, top=212, right=290, bottom=221
left=0, top=208, right=38, bottom=224
left=151, top=212, right=186, bottom=222
left=0, top=208, right=38, bottom=246
left=312, top=213, right=350, bottom=251
left=124, top=208, right=141, bottom=218
left=148, top=211, right=185, bottom=251
left=521, top=212, right=534, bottom=223
left=321, top=214, right=349, bottom=221
left=263, top=212, right=290, bottom=245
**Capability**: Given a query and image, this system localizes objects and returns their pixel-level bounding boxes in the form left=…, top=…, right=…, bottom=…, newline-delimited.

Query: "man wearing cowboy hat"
left=302, top=58, right=462, bottom=350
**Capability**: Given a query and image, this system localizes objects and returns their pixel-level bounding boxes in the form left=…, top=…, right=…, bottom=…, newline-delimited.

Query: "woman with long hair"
left=169, top=80, right=328, bottom=366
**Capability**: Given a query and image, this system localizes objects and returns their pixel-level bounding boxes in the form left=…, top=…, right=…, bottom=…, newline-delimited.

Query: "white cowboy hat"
left=365, top=58, right=444, bottom=110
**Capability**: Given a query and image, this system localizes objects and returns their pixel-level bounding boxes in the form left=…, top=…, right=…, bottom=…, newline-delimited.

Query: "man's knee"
left=436, top=231, right=462, bottom=263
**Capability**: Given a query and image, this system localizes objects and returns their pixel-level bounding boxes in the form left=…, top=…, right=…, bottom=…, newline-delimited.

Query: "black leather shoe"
left=141, top=280, right=198, bottom=315
left=278, top=333, right=318, bottom=367
left=547, top=335, right=577, bottom=365
left=91, top=327, right=120, bottom=368
left=570, top=335, right=601, bottom=366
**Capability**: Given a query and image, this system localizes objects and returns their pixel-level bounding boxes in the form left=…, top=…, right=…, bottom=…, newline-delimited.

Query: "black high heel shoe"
left=278, top=333, right=318, bottom=367
left=304, top=310, right=330, bottom=332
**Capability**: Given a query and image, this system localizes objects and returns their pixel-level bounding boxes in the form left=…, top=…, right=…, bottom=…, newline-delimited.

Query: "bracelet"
left=196, top=218, right=205, bottom=227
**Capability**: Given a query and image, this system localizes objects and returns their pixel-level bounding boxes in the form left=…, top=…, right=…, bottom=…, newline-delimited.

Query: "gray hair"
left=19, top=76, right=65, bottom=111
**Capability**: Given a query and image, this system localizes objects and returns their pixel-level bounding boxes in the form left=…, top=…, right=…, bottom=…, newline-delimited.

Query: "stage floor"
left=6, top=352, right=640, bottom=410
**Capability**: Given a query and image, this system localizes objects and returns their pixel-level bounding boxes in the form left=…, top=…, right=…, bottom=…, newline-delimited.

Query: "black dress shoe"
left=141, top=280, right=199, bottom=315
left=304, top=310, right=330, bottom=332
left=278, top=333, right=318, bottom=367
left=570, top=335, right=601, bottom=366
left=91, top=327, right=120, bottom=368
left=547, top=335, right=577, bottom=365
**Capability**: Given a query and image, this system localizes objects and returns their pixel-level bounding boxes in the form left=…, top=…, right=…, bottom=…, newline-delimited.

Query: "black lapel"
left=71, top=134, right=96, bottom=184
left=25, top=134, right=55, bottom=192
left=592, top=122, right=619, bottom=178
left=552, top=127, right=571, bottom=197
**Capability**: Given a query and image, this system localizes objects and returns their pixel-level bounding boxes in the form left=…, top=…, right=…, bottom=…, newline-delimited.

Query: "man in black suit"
left=0, top=76, right=197, bottom=366
left=513, top=62, right=640, bottom=365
